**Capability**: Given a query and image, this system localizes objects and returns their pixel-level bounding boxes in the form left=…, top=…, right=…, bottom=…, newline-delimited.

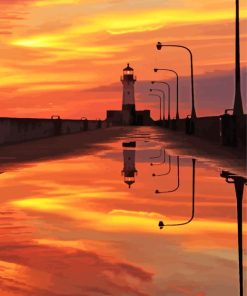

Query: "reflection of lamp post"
left=156, top=42, right=196, bottom=119
left=155, top=156, right=180, bottom=193
left=151, top=81, right=171, bottom=124
left=149, top=147, right=164, bottom=160
left=150, top=88, right=166, bottom=122
left=158, top=158, right=196, bottom=228
left=149, top=93, right=162, bottom=122
left=154, top=68, right=179, bottom=120
left=220, top=170, right=246, bottom=296
left=152, top=155, right=171, bottom=176
left=150, top=149, right=166, bottom=166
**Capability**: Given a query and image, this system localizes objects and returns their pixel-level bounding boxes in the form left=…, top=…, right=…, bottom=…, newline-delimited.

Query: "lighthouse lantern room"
left=121, top=63, right=136, bottom=112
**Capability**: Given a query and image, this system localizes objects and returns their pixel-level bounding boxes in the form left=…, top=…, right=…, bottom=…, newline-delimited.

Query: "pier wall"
left=0, top=117, right=108, bottom=145
left=167, top=115, right=246, bottom=147
left=194, top=116, right=220, bottom=143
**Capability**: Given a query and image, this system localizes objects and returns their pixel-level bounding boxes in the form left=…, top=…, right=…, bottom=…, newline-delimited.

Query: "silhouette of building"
left=121, top=64, right=136, bottom=125
left=121, top=142, right=138, bottom=188
left=106, top=64, right=152, bottom=125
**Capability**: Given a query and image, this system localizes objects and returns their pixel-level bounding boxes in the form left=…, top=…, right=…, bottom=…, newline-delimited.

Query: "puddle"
left=0, top=128, right=246, bottom=296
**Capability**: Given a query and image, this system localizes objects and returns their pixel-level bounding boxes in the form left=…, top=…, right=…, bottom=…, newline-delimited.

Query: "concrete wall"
left=0, top=117, right=109, bottom=146
left=163, top=115, right=246, bottom=147
left=194, top=116, right=220, bottom=143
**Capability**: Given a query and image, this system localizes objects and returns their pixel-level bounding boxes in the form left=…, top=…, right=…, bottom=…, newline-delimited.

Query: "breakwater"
left=0, top=117, right=109, bottom=145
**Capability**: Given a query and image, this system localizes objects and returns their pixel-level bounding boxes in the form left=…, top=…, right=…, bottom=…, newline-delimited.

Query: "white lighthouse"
left=121, top=142, right=138, bottom=188
left=121, top=63, right=136, bottom=125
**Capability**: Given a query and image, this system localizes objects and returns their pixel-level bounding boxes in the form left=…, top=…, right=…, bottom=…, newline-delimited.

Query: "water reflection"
left=155, top=156, right=180, bottom=193
left=152, top=154, right=171, bottom=176
left=149, top=145, right=164, bottom=159
left=150, top=147, right=165, bottom=165
left=122, top=141, right=138, bottom=188
left=158, top=158, right=196, bottom=228
left=0, top=129, right=246, bottom=296
left=221, top=171, right=246, bottom=296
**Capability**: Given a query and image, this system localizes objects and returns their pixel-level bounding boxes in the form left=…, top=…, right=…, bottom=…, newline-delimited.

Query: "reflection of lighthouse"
left=121, top=63, right=136, bottom=125
left=122, top=142, right=138, bottom=188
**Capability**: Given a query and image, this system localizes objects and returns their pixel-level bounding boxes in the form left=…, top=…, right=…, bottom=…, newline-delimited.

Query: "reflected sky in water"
left=0, top=127, right=246, bottom=296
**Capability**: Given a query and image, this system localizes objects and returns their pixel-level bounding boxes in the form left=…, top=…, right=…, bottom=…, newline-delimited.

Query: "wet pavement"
left=0, top=127, right=246, bottom=296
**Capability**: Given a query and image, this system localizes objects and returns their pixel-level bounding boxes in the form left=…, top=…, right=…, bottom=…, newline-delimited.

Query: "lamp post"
left=158, top=158, right=196, bottom=228
left=149, top=93, right=162, bottom=122
left=154, top=68, right=179, bottom=120
left=151, top=81, right=171, bottom=123
left=156, top=42, right=196, bottom=119
left=150, top=88, right=166, bottom=122
left=234, top=0, right=243, bottom=116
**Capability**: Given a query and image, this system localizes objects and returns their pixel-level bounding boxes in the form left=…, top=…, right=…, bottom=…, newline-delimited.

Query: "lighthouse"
left=106, top=64, right=151, bottom=125
left=121, top=142, right=138, bottom=188
left=121, top=63, right=136, bottom=125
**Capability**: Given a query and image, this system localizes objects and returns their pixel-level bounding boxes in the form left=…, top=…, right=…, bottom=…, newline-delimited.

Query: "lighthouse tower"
left=121, top=63, right=136, bottom=125
left=121, top=142, right=138, bottom=188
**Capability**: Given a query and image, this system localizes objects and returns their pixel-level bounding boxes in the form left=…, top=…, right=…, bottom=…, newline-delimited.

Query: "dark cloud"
left=85, top=68, right=246, bottom=117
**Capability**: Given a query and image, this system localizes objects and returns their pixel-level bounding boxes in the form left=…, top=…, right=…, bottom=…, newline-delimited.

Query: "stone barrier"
left=0, top=117, right=110, bottom=146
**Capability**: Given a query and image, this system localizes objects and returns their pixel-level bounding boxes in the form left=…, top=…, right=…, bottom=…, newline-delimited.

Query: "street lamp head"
left=151, top=81, right=155, bottom=84
left=155, top=189, right=160, bottom=194
left=156, top=42, right=162, bottom=50
left=158, top=220, right=165, bottom=229
left=152, top=173, right=156, bottom=177
left=154, top=68, right=158, bottom=72
left=149, top=88, right=153, bottom=92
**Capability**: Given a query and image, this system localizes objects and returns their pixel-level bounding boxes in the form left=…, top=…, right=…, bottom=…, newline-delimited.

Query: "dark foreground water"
left=0, top=127, right=246, bottom=296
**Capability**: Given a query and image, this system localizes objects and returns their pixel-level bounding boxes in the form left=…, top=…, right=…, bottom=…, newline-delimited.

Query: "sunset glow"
left=0, top=0, right=246, bottom=119
left=0, top=126, right=246, bottom=295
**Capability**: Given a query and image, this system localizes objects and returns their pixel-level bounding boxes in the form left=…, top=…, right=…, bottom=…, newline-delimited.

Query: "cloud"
left=0, top=0, right=246, bottom=118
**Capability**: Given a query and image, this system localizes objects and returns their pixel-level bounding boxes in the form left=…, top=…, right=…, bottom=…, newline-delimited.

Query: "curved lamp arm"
left=150, top=149, right=166, bottom=166
left=158, top=158, right=196, bottom=228
left=156, top=42, right=196, bottom=118
left=149, top=146, right=164, bottom=160
left=153, top=67, right=179, bottom=119
left=149, top=93, right=162, bottom=121
left=152, top=155, right=171, bottom=176
left=155, top=156, right=180, bottom=193
left=151, top=81, right=171, bottom=120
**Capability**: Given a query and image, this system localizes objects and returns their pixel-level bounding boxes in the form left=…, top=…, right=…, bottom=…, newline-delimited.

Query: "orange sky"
left=0, top=0, right=246, bottom=119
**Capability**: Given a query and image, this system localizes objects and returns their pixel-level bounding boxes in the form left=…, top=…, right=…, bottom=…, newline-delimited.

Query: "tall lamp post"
left=149, top=93, right=162, bottom=122
left=154, top=68, right=179, bottom=120
left=156, top=42, right=196, bottom=119
left=151, top=81, right=171, bottom=123
left=150, top=88, right=166, bottom=122
left=234, top=0, right=243, bottom=115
